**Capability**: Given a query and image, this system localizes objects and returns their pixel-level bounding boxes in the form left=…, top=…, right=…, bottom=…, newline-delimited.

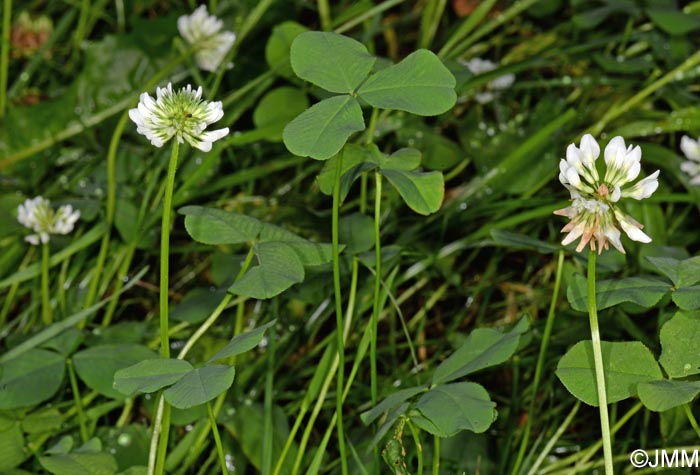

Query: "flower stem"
left=160, top=141, right=179, bottom=358
left=207, top=401, right=228, bottom=475
left=332, top=149, right=348, bottom=475
left=41, top=242, right=52, bottom=325
left=152, top=140, right=180, bottom=475
left=587, top=250, right=614, bottom=475
left=512, top=250, right=565, bottom=474
left=0, top=0, right=10, bottom=118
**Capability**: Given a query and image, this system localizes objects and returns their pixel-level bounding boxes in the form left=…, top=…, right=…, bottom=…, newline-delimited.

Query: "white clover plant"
left=178, top=5, right=235, bottom=72
left=129, top=81, right=228, bottom=474
left=554, top=134, right=659, bottom=475
left=17, top=196, right=80, bottom=325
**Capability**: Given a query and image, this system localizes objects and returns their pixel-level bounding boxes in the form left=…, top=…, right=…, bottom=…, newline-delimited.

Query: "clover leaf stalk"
left=332, top=148, right=349, bottom=475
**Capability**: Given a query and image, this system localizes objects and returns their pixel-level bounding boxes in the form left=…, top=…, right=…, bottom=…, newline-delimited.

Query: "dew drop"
left=117, top=433, right=132, bottom=447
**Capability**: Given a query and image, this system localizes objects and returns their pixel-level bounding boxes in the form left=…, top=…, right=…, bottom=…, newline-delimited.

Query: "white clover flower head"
left=680, top=135, right=700, bottom=185
left=17, top=196, right=80, bottom=245
left=554, top=134, right=660, bottom=254
left=460, top=57, right=515, bottom=104
left=128, top=83, right=229, bottom=152
left=178, top=5, right=236, bottom=72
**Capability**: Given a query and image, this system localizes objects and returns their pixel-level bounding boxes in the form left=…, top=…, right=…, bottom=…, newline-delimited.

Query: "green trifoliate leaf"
left=376, top=147, right=422, bottom=171
left=290, top=31, right=376, bottom=93
left=357, top=50, right=456, bottom=116
left=113, top=359, right=193, bottom=396
left=432, top=318, right=528, bottom=385
left=0, top=349, right=65, bottom=410
left=252, top=87, right=309, bottom=141
left=638, top=380, right=700, bottom=412
left=180, top=206, right=263, bottom=245
left=283, top=95, right=365, bottom=160
left=556, top=341, right=663, bottom=406
left=163, top=365, right=236, bottom=409
left=207, top=320, right=276, bottom=363
left=647, top=256, right=700, bottom=288
left=230, top=242, right=305, bottom=299
left=381, top=169, right=444, bottom=215
left=566, top=274, right=671, bottom=312
left=265, top=21, right=308, bottom=78
left=659, top=311, right=700, bottom=378
left=360, top=385, right=428, bottom=425
left=410, top=382, right=497, bottom=436
left=73, top=344, right=157, bottom=399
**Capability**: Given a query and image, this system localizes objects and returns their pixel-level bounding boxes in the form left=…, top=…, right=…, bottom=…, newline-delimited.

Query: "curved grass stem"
left=587, top=251, right=614, bottom=475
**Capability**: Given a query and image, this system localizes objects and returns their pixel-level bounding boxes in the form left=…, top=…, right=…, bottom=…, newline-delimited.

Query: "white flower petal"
left=579, top=134, right=600, bottom=167
left=615, top=210, right=651, bottom=243
left=621, top=170, right=659, bottom=200
left=603, top=136, right=626, bottom=169
left=681, top=135, right=700, bottom=161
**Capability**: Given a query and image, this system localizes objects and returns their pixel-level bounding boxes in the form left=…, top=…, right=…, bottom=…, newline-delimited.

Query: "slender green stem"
left=587, top=251, right=614, bottom=475
left=262, top=316, right=276, bottom=475
left=331, top=150, right=348, bottom=475
left=512, top=250, right=565, bottom=474
left=684, top=405, right=700, bottom=439
left=406, top=419, right=423, bottom=475
left=41, top=242, right=52, bottom=325
left=334, top=0, right=406, bottom=34
left=152, top=141, right=180, bottom=475
left=0, top=0, right=10, bottom=118
left=73, top=0, right=90, bottom=51
left=317, top=0, right=332, bottom=31
left=526, top=401, right=581, bottom=475
left=154, top=401, right=171, bottom=475
left=160, top=141, right=179, bottom=359
left=370, top=171, right=382, bottom=405
left=432, top=435, right=440, bottom=475
left=419, top=0, right=447, bottom=49
left=66, top=358, right=89, bottom=443
left=207, top=402, right=228, bottom=475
